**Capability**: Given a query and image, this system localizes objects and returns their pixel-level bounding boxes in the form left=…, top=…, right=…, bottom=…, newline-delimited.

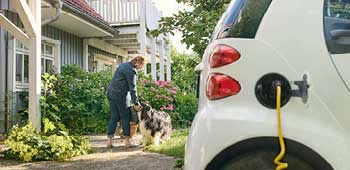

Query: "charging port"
left=255, top=73, right=292, bottom=109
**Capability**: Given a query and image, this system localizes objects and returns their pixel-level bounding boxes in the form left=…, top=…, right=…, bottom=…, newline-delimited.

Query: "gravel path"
left=0, top=135, right=179, bottom=170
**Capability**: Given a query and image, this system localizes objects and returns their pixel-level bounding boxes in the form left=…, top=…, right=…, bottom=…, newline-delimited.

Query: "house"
left=0, top=0, right=171, bottom=139
left=86, top=0, right=171, bottom=81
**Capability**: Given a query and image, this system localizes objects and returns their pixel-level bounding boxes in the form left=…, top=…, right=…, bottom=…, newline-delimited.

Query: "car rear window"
left=213, top=0, right=273, bottom=39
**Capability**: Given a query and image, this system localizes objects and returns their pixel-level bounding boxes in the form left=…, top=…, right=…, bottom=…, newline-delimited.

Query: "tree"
left=170, top=46, right=201, bottom=93
left=151, top=0, right=231, bottom=57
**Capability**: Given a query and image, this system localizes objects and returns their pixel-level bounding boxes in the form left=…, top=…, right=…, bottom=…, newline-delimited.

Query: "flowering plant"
left=137, top=74, right=177, bottom=111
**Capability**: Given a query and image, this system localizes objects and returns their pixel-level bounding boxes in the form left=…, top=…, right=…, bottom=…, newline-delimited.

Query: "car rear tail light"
left=206, top=73, right=241, bottom=100
left=209, top=44, right=240, bottom=68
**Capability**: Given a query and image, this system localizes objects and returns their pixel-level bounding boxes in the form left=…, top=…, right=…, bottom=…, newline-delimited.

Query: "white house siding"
left=42, top=25, right=83, bottom=67
left=6, top=11, right=84, bottom=67
left=1, top=11, right=88, bottom=133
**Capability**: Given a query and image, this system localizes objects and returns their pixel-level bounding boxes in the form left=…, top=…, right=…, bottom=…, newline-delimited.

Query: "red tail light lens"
left=210, top=44, right=240, bottom=68
left=206, top=73, right=241, bottom=100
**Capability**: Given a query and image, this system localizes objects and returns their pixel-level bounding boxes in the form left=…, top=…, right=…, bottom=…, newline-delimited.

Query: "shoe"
left=107, top=138, right=113, bottom=148
left=124, top=137, right=138, bottom=148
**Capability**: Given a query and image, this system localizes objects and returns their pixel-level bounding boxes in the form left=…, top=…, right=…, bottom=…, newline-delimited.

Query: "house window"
left=15, top=40, right=57, bottom=88
left=94, top=54, right=117, bottom=72
left=41, top=43, right=55, bottom=73
left=15, top=41, right=29, bottom=84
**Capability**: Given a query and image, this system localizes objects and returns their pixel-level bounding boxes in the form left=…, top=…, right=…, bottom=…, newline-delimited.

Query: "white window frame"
left=41, top=43, right=55, bottom=73
left=42, top=36, right=61, bottom=73
left=14, top=40, right=29, bottom=90
left=11, top=36, right=61, bottom=91
left=94, top=54, right=117, bottom=72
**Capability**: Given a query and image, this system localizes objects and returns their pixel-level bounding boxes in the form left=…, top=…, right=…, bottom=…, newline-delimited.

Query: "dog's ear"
left=146, top=109, right=153, bottom=119
left=141, top=102, right=151, bottom=111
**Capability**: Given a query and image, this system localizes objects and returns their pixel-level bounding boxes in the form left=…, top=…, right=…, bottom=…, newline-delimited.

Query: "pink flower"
left=160, top=106, right=165, bottom=111
left=142, top=80, right=147, bottom=85
left=154, top=81, right=160, bottom=86
left=168, top=104, right=174, bottom=111
left=170, top=90, right=177, bottom=95
left=162, top=81, right=169, bottom=86
left=160, top=84, right=165, bottom=87
left=156, top=94, right=161, bottom=98
left=150, top=87, right=155, bottom=92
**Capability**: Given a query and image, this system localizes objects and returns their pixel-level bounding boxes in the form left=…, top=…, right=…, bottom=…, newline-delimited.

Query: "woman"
left=106, top=56, right=145, bottom=147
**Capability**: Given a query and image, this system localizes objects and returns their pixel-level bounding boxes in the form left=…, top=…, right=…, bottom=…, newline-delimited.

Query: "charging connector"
left=255, top=73, right=292, bottom=109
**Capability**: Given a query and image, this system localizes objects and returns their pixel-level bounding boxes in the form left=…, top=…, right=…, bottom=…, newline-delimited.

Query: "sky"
left=151, top=0, right=193, bottom=54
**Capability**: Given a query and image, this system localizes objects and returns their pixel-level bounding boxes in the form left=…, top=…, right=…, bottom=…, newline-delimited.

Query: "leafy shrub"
left=172, top=93, right=198, bottom=128
left=171, top=52, right=200, bottom=94
left=3, top=123, right=91, bottom=162
left=137, top=73, right=177, bottom=111
left=137, top=73, right=198, bottom=129
left=48, top=65, right=111, bottom=134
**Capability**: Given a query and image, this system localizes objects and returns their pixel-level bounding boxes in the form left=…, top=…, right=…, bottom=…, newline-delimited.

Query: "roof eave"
left=61, top=1, right=119, bottom=36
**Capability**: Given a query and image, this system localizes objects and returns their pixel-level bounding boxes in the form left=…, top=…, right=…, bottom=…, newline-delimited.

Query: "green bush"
left=173, top=93, right=198, bottom=128
left=137, top=73, right=198, bottom=129
left=3, top=123, right=91, bottom=162
left=49, top=65, right=111, bottom=134
left=137, top=73, right=177, bottom=111
left=171, top=52, right=200, bottom=94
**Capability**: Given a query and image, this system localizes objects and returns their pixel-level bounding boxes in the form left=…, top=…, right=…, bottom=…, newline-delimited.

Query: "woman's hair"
left=131, top=56, right=146, bottom=66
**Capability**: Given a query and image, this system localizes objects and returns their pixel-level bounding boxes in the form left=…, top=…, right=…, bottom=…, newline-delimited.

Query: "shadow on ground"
left=0, top=135, right=179, bottom=170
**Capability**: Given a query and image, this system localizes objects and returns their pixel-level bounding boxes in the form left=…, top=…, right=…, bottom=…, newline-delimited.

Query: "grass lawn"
left=145, top=129, right=189, bottom=158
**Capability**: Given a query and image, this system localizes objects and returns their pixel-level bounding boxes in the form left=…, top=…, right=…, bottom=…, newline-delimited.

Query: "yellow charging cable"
left=274, top=85, right=288, bottom=170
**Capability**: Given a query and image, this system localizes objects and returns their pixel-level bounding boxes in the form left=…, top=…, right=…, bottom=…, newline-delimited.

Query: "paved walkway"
left=0, top=135, right=179, bottom=170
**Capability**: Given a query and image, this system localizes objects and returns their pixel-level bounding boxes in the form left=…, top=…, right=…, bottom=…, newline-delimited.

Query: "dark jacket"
left=107, top=62, right=139, bottom=104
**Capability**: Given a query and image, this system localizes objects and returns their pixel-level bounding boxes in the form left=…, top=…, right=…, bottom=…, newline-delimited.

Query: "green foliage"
left=146, top=129, right=188, bottom=169
left=138, top=49, right=199, bottom=128
left=48, top=65, right=111, bottom=134
left=145, top=129, right=188, bottom=158
left=173, top=93, right=197, bottom=128
left=151, top=0, right=230, bottom=56
left=171, top=49, right=200, bottom=94
left=2, top=123, right=91, bottom=162
left=170, top=50, right=199, bottom=128
left=41, top=73, right=67, bottom=135
left=137, top=73, right=177, bottom=112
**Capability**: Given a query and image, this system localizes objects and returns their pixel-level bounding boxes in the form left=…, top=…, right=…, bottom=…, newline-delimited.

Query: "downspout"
left=42, top=0, right=62, bottom=26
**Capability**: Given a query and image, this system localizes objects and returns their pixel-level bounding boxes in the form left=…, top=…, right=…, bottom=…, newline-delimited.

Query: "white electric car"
left=185, top=0, right=350, bottom=169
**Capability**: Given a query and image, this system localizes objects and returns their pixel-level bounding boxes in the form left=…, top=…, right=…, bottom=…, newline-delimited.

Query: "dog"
left=137, top=102, right=172, bottom=146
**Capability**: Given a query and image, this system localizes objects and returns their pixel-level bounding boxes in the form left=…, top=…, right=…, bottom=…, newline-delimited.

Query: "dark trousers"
left=107, top=93, right=130, bottom=138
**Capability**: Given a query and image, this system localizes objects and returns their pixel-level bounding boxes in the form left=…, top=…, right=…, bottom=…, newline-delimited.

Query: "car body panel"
left=185, top=0, right=350, bottom=169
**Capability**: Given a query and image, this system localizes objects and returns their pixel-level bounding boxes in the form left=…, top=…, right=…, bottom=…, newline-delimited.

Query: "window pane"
left=16, top=41, right=23, bottom=49
left=45, top=45, right=53, bottom=55
left=214, top=0, right=272, bottom=39
left=118, top=56, right=123, bottom=64
left=324, top=0, right=350, bottom=54
left=16, top=54, right=23, bottom=83
left=41, top=58, right=45, bottom=74
left=46, top=59, right=53, bottom=73
left=24, top=55, right=29, bottom=83
left=41, top=44, right=45, bottom=54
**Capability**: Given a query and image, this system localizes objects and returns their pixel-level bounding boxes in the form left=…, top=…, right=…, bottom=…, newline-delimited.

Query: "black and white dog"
left=138, top=102, right=172, bottom=146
